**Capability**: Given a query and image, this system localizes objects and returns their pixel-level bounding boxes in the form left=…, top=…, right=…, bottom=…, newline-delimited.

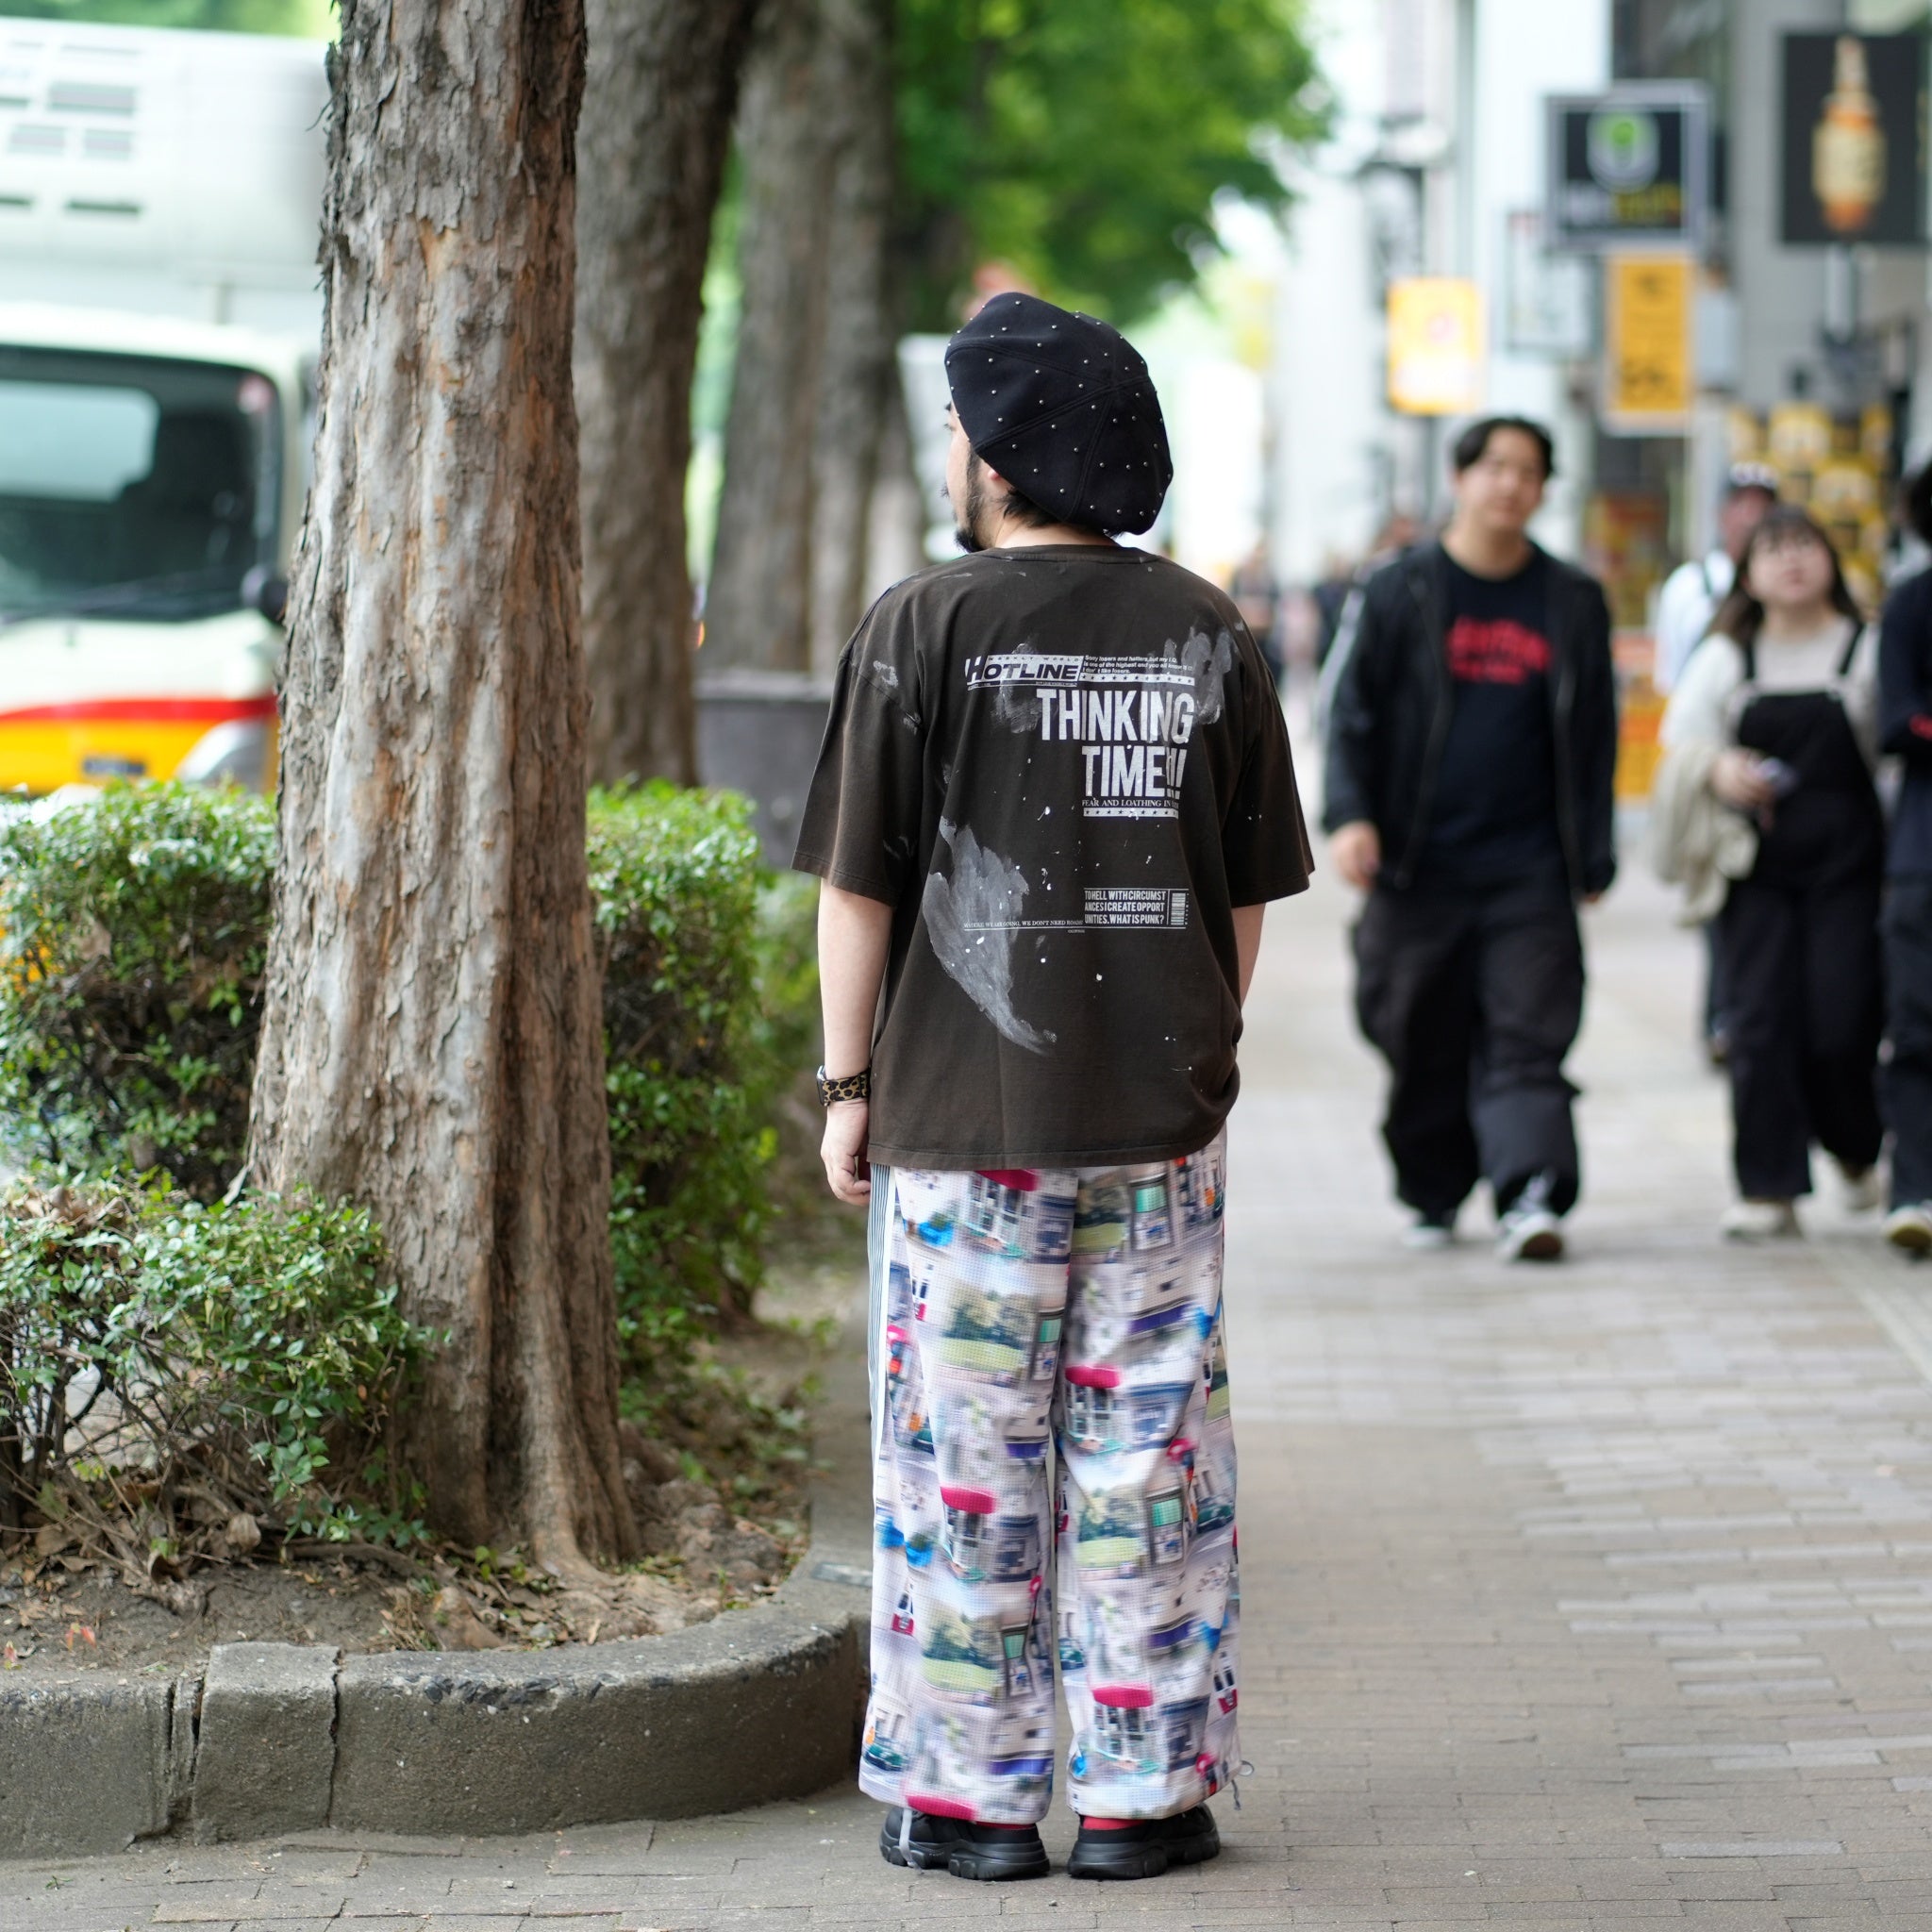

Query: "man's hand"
left=1328, top=820, right=1381, bottom=891
left=822, top=1099, right=872, bottom=1205
left=1710, top=749, right=1777, bottom=814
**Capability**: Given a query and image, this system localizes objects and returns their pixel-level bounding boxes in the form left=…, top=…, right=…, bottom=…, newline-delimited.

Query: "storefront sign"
left=1545, top=85, right=1709, bottom=252
left=1386, top=276, right=1483, bottom=416
left=1780, top=32, right=1926, bottom=246
left=1502, top=209, right=1592, bottom=357
left=1602, top=255, right=1692, bottom=430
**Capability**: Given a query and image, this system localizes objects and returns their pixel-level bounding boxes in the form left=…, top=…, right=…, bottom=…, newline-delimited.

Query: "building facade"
left=1271, top=0, right=1932, bottom=651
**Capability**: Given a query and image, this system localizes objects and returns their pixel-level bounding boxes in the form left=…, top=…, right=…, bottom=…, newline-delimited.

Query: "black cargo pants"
left=1352, top=874, right=1584, bottom=1223
left=1719, top=874, right=1882, bottom=1202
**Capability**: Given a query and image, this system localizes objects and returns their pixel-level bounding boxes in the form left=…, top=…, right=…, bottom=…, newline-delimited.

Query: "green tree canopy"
left=895, top=0, right=1325, bottom=325
left=0, top=0, right=326, bottom=31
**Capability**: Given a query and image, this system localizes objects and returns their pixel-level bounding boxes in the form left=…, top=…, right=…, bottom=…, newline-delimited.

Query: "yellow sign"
left=1387, top=278, right=1484, bottom=416
left=1603, top=255, right=1692, bottom=428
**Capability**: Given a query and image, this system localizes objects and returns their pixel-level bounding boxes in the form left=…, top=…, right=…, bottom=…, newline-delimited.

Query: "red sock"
left=1079, top=1816, right=1137, bottom=1830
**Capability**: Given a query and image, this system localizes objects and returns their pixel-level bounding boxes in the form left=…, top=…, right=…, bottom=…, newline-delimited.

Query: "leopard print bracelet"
left=816, top=1064, right=871, bottom=1107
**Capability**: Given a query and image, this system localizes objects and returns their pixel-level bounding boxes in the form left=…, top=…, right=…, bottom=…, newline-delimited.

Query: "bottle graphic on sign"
left=1813, top=35, right=1885, bottom=234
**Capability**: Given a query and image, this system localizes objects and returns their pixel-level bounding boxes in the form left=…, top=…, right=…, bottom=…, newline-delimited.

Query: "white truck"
left=0, top=18, right=325, bottom=793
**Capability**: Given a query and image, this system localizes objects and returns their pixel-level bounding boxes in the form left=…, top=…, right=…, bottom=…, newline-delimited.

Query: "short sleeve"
left=1222, top=640, right=1314, bottom=905
left=791, top=591, right=927, bottom=906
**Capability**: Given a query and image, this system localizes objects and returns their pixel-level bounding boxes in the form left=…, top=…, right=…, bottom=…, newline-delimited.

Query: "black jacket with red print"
left=1322, top=540, right=1619, bottom=899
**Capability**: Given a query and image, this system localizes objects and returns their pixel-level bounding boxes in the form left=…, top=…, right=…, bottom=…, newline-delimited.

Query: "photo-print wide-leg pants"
left=858, top=1135, right=1240, bottom=1825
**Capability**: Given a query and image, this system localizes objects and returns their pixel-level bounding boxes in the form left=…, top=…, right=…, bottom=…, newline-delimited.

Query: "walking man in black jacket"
left=1323, top=416, right=1619, bottom=1260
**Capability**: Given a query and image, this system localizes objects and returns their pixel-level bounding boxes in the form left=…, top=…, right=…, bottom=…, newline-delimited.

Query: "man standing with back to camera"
left=793, top=292, right=1310, bottom=1882
left=1323, top=416, right=1618, bottom=1261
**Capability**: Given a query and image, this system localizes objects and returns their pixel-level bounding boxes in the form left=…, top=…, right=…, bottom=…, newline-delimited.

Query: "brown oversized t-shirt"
left=793, top=543, right=1311, bottom=1171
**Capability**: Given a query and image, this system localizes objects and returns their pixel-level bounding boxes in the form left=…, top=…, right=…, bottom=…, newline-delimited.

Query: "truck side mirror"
left=242, top=565, right=289, bottom=625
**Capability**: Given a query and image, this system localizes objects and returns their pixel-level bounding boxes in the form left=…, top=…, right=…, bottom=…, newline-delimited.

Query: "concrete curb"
left=5, top=1320, right=874, bottom=1855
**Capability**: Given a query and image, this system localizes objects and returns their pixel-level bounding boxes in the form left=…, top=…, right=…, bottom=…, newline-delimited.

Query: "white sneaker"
left=1885, top=1203, right=1932, bottom=1256
left=1497, top=1174, right=1564, bottom=1262
left=1722, top=1198, right=1802, bottom=1241
left=1404, top=1213, right=1455, bottom=1252
left=1835, top=1161, right=1884, bottom=1214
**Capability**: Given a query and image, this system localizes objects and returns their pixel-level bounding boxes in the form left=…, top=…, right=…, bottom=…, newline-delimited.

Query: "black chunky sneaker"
left=1066, top=1805, right=1221, bottom=1880
left=877, top=1806, right=1051, bottom=1881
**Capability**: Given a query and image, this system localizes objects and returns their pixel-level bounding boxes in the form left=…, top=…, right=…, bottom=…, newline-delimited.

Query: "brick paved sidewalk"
left=11, top=861, right=1932, bottom=1930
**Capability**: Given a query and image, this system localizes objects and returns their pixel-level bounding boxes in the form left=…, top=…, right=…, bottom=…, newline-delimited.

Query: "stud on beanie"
left=944, top=291, right=1173, bottom=536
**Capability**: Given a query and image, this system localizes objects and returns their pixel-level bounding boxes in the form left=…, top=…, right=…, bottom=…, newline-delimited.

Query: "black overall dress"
left=1717, top=631, right=1884, bottom=1200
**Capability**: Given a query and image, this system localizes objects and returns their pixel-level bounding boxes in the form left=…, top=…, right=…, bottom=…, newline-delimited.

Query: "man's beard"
left=954, top=456, right=991, bottom=554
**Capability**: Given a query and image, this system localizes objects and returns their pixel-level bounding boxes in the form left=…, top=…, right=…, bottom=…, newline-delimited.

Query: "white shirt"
left=1653, top=549, right=1735, bottom=694
left=1659, top=620, right=1878, bottom=768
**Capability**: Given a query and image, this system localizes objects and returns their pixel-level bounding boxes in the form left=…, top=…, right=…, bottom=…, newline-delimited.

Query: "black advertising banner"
left=1545, top=85, right=1708, bottom=252
left=1781, top=32, right=1926, bottom=247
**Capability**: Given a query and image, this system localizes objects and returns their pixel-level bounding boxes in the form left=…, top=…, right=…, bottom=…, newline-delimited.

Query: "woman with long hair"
left=1657, top=505, right=1882, bottom=1239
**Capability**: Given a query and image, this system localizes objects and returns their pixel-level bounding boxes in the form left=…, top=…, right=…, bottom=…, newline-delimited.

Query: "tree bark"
left=701, top=0, right=838, bottom=673
left=575, top=0, right=759, bottom=784
left=249, top=0, right=636, bottom=1575
left=806, top=0, right=895, bottom=675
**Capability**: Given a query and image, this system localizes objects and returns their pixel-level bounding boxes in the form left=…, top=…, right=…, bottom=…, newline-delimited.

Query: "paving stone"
left=407, top=1922, right=534, bottom=1932
left=148, top=1902, right=272, bottom=1924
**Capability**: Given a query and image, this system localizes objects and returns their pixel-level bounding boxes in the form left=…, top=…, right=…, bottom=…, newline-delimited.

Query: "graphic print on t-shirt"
left=791, top=545, right=1313, bottom=1167
left=1414, top=547, right=1562, bottom=888
left=1444, top=616, right=1552, bottom=686
left=965, top=637, right=1236, bottom=824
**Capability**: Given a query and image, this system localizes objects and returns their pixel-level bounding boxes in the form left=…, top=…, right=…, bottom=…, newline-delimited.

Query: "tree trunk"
left=576, top=0, right=759, bottom=785
left=701, top=0, right=838, bottom=673
left=249, top=0, right=636, bottom=1576
left=806, top=0, right=895, bottom=675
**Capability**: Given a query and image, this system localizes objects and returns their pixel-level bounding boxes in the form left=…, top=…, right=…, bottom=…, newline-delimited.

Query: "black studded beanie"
left=943, top=291, right=1174, bottom=536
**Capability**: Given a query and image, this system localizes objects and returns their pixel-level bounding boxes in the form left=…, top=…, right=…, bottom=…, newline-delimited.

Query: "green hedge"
left=0, top=784, right=275, bottom=1199
left=0, top=781, right=818, bottom=1374
left=589, top=784, right=818, bottom=1363
left=0, top=1183, right=423, bottom=1553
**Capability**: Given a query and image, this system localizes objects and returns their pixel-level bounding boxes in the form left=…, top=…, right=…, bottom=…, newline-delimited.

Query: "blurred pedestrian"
left=1369, top=512, right=1422, bottom=573
left=1654, top=463, right=1780, bottom=1068
left=1230, top=541, right=1286, bottom=687
left=1323, top=417, right=1618, bottom=1261
left=1654, top=463, right=1780, bottom=694
left=1877, top=464, right=1932, bottom=1254
left=797, top=292, right=1310, bottom=1883
left=1312, top=514, right=1423, bottom=742
left=1315, top=516, right=1421, bottom=671
left=1310, top=554, right=1355, bottom=670
left=1653, top=508, right=1881, bottom=1241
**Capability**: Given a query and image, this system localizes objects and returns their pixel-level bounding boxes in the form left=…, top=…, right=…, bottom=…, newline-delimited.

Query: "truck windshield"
left=0, top=345, right=282, bottom=624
